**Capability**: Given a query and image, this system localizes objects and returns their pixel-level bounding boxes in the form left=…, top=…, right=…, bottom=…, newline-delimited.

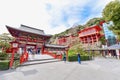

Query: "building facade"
left=6, top=24, right=68, bottom=68
left=78, top=25, right=103, bottom=44
left=57, top=34, right=78, bottom=47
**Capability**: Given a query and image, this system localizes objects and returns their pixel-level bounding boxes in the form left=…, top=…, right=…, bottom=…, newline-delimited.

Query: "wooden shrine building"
left=57, top=34, right=77, bottom=47
left=78, top=25, right=103, bottom=44
left=6, top=24, right=68, bottom=68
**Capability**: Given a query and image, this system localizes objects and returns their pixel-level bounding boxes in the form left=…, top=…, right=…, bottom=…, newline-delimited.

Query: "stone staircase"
left=20, top=54, right=61, bottom=66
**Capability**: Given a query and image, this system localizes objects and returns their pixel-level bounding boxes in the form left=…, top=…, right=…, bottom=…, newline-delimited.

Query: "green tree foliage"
left=0, top=33, right=13, bottom=42
left=84, top=17, right=104, bottom=27
left=102, top=0, right=120, bottom=40
left=103, top=0, right=120, bottom=29
left=0, top=33, right=13, bottom=52
left=99, top=36, right=106, bottom=45
left=69, top=43, right=89, bottom=56
left=50, top=25, right=84, bottom=44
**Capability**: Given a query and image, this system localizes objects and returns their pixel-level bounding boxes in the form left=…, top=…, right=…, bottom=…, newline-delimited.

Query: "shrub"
left=12, top=60, right=20, bottom=68
left=12, top=54, right=20, bottom=68
left=68, top=49, right=90, bottom=56
left=14, top=53, right=20, bottom=60
left=0, top=60, right=9, bottom=70
left=0, top=52, right=9, bottom=60
left=68, top=55, right=92, bottom=61
left=68, top=48, right=92, bottom=61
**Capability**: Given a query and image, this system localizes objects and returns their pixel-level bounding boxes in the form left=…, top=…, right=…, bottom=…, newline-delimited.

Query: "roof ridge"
left=20, top=24, right=44, bottom=32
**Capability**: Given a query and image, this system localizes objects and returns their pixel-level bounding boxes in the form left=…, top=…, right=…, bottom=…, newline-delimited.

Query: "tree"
left=99, top=36, right=106, bottom=45
left=0, top=33, right=13, bottom=52
left=103, top=0, right=120, bottom=29
left=102, top=0, right=120, bottom=40
left=0, top=33, right=13, bottom=42
left=84, top=17, right=104, bottom=27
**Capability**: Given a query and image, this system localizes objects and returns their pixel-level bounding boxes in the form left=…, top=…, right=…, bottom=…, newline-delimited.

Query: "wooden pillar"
left=36, top=37, right=39, bottom=54
left=82, top=37, right=85, bottom=44
left=41, top=37, right=45, bottom=54
left=84, top=37, right=86, bottom=44
left=91, top=35, right=94, bottom=44
left=24, top=36, right=28, bottom=53
left=65, top=47, right=69, bottom=61
left=41, top=44, right=45, bottom=54
left=9, top=49, right=15, bottom=68
left=66, top=50, right=68, bottom=61
left=95, top=34, right=98, bottom=42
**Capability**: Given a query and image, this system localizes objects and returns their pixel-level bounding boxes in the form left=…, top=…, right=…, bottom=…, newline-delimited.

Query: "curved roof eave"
left=6, top=25, right=52, bottom=38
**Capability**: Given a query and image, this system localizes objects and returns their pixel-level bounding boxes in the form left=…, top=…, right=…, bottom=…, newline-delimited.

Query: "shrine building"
left=78, top=25, right=103, bottom=44
left=6, top=24, right=68, bottom=68
left=57, top=34, right=77, bottom=47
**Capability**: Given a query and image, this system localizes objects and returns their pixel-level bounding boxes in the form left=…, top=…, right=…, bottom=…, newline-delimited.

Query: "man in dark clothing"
left=77, top=53, right=81, bottom=64
left=63, top=52, right=66, bottom=62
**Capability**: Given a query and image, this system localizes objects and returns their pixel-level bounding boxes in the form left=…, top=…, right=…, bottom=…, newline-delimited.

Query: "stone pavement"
left=28, top=54, right=54, bottom=60
left=0, top=57, right=120, bottom=80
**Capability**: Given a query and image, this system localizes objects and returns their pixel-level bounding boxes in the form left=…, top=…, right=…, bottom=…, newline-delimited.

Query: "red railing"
left=43, top=51, right=62, bottom=60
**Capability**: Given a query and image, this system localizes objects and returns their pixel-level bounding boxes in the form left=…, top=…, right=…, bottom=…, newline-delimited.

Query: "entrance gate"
left=6, top=25, right=68, bottom=68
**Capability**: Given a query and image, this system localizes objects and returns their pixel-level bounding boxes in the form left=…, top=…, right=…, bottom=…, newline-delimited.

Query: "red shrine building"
left=78, top=25, right=103, bottom=44
left=57, top=34, right=77, bottom=46
left=57, top=25, right=103, bottom=47
left=6, top=24, right=51, bottom=51
left=6, top=24, right=68, bottom=68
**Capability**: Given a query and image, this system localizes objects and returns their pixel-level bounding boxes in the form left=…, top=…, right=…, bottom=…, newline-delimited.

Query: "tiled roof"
left=20, top=24, right=44, bottom=35
left=6, top=25, right=52, bottom=37
left=86, top=43, right=120, bottom=51
left=106, top=43, right=120, bottom=49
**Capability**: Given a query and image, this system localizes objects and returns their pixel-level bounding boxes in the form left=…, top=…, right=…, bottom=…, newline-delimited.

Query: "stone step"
left=20, top=59, right=61, bottom=66
left=28, top=58, right=55, bottom=62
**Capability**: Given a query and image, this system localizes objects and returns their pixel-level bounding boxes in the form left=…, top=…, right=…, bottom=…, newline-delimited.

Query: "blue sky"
left=0, top=0, right=113, bottom=35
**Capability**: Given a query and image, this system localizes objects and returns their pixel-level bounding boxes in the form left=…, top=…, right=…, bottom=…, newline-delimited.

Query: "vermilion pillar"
left=9, top=49, right=15, bottom=68
left=66, top=50, right=68, bottom=61
left=96, top=34, right=98, bottom=42
left=91, top=35, right=94, bottom=44
left=65, top=47, right=69, bottom=61
left=9, top=41, right=19, bottom=68
left=41, top=44, right=45, bottom=54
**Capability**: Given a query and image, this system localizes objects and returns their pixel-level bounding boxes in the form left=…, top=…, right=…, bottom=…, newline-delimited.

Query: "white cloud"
left=0, top=0, right=113, bottom=35
left=45, top=25, right=68, bottom=35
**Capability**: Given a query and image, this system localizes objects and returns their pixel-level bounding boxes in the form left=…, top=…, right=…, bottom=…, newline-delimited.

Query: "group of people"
left=27, top=48, right=40, bottom=59
left=28, top=48, right=40, bottom=55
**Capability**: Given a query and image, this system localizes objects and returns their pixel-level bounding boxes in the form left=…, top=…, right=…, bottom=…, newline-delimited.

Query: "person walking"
left=63, top=52, right=66, bottom=63
left=77, top=53, right=81, bottom=64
